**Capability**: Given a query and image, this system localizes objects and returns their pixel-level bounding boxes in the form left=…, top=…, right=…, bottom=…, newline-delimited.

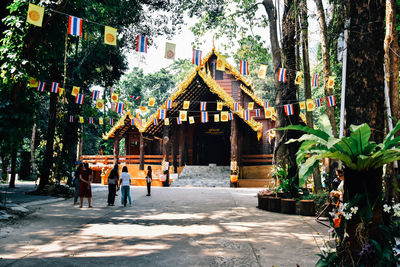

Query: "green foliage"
left=279, top=114, right=400, bottom=182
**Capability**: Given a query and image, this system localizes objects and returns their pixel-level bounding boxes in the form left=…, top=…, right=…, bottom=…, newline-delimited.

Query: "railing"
left=81, top=154, right=180, bottom=165
left=242, top=154, right=273, bottom=165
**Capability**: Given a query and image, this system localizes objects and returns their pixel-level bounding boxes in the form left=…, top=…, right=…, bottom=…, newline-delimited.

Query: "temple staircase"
left=171, top=165, right=230, bottom=187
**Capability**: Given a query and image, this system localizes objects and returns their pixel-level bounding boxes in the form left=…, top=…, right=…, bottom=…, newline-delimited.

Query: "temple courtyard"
left=0, top=185, right=328, bottom=266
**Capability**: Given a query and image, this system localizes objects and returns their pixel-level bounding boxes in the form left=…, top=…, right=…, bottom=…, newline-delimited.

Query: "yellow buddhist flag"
left=306, top=99, right=314, bottom=111
left=179, top=111, right=187, bottom=121
left=258, top=64, right=268, bottom=79
left=99, top=117, right=104, bottom=125
left=96, top=100, right=104, bottom=109
left=265, top=108, right=273, bottom=119
left=139, top=106, right=148, bottom=112
left=58, top=87, right=64, bottom=96
left=164, top=118, right=169, bottom=125
left=217, top=102, right=223, bottom=111
left=295, top=71, right=303, bottom=85
left=189, top=116, right=195, bottom=124
left=327, top=76, right=335, bottom=89
left=164, top=42, right=176, bottom=60
left=248, top=102, right=254, bottom=110
left=29, top=77, right=38, bottom=87
left=71, top=86, right=80, bottom=96
left=216, top=55, right=226, bottom=71
left=111, top=93, right=119, bottom=103
left=104, top=26, right=117, bottom=46
left=79, top=116, right=84, bottom=123
left=221, top=111, right=229, bottom=122
left=148, top=97, right=155, bottom=107
left=214, top=114, right=220, bottom=122
left=299, top=101, right=306, bottom=110
left=183, top=101, right=190, bottom=110
left=27, top=3, right=44, bottom=27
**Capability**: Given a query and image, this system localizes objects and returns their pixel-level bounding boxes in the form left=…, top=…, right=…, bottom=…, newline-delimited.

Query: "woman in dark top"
left=79, top=163, right=93, bottom=208
left=73, top=163, right=83, bottom=205
left=107, top=164, right=119, bottom=206
left=146, top=166, right=152, bottom=196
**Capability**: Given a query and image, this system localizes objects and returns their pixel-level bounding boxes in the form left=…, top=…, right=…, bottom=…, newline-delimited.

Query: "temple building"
left=84, top=48, right=276, bottom=187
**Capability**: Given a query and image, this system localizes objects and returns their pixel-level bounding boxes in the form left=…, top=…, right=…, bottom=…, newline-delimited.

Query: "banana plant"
left=277, top=114, right=400, bottom=182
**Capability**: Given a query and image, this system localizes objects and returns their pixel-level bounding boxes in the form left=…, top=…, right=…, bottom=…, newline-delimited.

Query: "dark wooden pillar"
left=171, top=131, right=177, bottom=173
left=178, top=125, right=186, bottom=166
left=163, top=125, right=170, bottom=161
left=230, top=116, right=238, bottom=162
left=113, top=137, right=119, bottom=164
left=139, top=133, right=144, bottom=170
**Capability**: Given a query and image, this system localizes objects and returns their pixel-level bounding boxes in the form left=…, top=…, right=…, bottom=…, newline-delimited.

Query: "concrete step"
left=172, top=165, right=230, bottom=187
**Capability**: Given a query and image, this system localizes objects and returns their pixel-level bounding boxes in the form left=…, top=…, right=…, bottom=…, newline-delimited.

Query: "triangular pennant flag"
left=27, top=3, right=44, bottom=27
left=96, top=99, right=104, bottom=109
left=217, top=102, right=223, bottom=111
left=306, top=99, right=314, bottom=111
left=111, top=93, right=119, bottom=103
left=327, top=76, right=335, bottom=89
left=183, top=101, right=190, bottom=110
left=148, top=97, right=155, bottom=107
left=299, top=101, right=306, bottom=110
left=104, top=26, right=117, bottom=46
left=295, top=71, right=303, bottom=85
left=189, top=116, right=195, bottom=124
left=164, top=42, right=176, bottom=60
left=248, top=102, right=254, bottom=110
left=258, top=64, right=268, bottom=79
left=214, top=114, right=220, bottom=122
left=179, top=111, right=187, bottom=121
left=71, top=86, right=80, bottom=96
left=221, top=111, right=229, bottom=122
left=216, top=55, right=226, bottom=71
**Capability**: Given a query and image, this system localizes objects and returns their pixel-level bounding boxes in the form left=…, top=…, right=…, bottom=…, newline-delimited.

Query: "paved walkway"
left=0, top=185, right=329, bottom=267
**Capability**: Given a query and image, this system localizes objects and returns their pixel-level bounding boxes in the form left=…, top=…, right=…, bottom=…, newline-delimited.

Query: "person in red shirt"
left=79, top=163, right=93, bottom=208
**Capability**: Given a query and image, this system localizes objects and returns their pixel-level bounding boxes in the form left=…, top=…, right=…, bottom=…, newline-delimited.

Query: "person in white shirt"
left=119, top=166, right=132, bottom=207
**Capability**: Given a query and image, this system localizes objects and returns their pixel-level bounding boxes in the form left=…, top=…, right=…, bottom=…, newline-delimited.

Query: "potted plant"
left=257, top=188, right=273, bottom=210
left=276, top=176, right=298, bottom=214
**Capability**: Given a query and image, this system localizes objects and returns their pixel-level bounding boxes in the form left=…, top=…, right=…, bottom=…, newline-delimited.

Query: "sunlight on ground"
left=126, top=212, right=206, bottom=220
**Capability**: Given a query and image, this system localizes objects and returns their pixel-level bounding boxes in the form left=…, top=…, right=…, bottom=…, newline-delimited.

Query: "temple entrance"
left=193, top=122, right=230, bottom=165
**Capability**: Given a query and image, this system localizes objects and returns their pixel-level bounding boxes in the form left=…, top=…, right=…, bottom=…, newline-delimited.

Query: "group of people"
left=73, top=163, right=153, bottom=208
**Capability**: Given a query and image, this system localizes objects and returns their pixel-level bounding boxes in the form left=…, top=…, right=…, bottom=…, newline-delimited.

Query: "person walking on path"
left=146, top=166, right=152, bottom=196
left=79, top=163, right=93, bottom=208
left=119, top=166, right=132, bottom=207
left=73, top=163, right=83, bottom=205
left=107, top=164, right=119, bottom=206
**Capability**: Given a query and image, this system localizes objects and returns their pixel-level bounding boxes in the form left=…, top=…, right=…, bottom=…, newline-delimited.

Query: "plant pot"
left=257, top=195, right=270, bottom=210
left=277, top=192, right=285, bottom=198
left=267, top=197, right=281, bottom=212
left=281, top=198, right=297, bottom=214
left=300, top=200, right=315, bottom=216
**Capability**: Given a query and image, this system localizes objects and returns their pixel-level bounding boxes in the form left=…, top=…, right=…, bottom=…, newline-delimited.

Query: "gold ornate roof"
left=103, top=110, right=145, bottom=140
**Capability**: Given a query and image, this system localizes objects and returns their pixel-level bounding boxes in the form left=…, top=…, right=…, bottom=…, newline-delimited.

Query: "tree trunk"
left=384, top=0, right=400, bottom=203
left=314, top=0, right=338, bottom=138
left=38, top=93, right=58, bottom=191
left=139, top=133, right=144, bottom=170
left=9, top=149, right=17, bottom=188
left=343, top=1, right=385, bottom=264
left=30, top=122, right=37, bottom=176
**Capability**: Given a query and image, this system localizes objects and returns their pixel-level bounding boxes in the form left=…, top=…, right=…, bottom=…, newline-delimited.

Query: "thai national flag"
left=201, top=112, right=208, bottom=123
left=243, top=110, right=251, bottom=120
left=233, top=102, right=239, bottom=111
left=228, top=113, right=233, bottom=120
left=284, top=104, right=294, bottom=116
left=75, top=94, right=84, bottom=104
left=176, top=117, right=182, bottom=125
left=131, top=96, right=140, bottom=100
left=69, top=115, right=74, bottom=123
left=200, top=102, right=207, bottom=111
left=37, top=81, right=45, bottom=92
left=153, top=118, right=158, bottom=126
left=131, top=119, right=135, bottom=126
left=278, top=68, right=287, bottom=82
left=51, top=82, right=59, bottom=93
left=264, top=101, right=270, bottom=108
left=109, top=118, right=114, bottom=125
left=68, top=16, right=83, bottom=37
left=192, top=49, right=202, bottom=66
left=92, top=90, right=100, bottom=100
left=159, top=109, right=166, bottom=120
left=327, top=95, right=336, bottom=107
left=315, top=98, right=323, bottom=107
left=165, top=99, right=173, bottom=109
left=136, top=35, right=148, bottom=53
left=255, top=109, right=261, bottom=117
left=240, top=60, right=249, bottom=75
left=88, top=117, right=93, bottom=124
left=115, top=102, right=124, bottom=114
left=312, top=74, right=319, bottom=87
